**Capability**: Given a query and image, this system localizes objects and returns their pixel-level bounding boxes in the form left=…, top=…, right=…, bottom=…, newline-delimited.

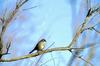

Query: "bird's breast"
left=38, top=42, right=46, bottom=50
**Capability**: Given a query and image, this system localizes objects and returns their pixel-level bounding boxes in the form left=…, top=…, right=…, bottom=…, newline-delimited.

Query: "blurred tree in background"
left=0, top=0, right=100, bottom=66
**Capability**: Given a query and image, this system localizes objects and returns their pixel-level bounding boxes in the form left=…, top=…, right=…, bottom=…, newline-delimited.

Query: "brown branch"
left=23, top=5, right=39, bottom=11
left=70, top=49, right=94, bottom=66
left=0, top=47, right=85, bottom=62
left=1, top=0, right=29, bottom=37
left=92, top=27, right=100, bottom=33
left=0, top=0, right=29, bottom=59
left=68, top=3, right=100, bottom=48
left=68, top=17, right=90, bottom=48
left=6, top=41, right=11, bottom=54
left=1, top=0, right=28, bottom=35
left=87, top=3, right=100, bottom=17
left=18, top=0, right=29, bottom=8
left=0, top=42, right=97, bottom=62
left=84, top=47, right=95, bottom=66
left=82, top=22, right=100, bottom=33
left=78, top=56, right=94, bottom=66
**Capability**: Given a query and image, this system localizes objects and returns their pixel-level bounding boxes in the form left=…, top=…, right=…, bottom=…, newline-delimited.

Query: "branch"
left=68, top=3, right=100, bottom=48
left=0, top=47, right=84, bottom=62
left=23, top=5, right=39, bottom=11
left=0, top=0, right=29, bottom=58
left=0, top=41, right=98, bottom=62
left=6, top=41, right=11, bottom=54
left=83, top=22, right=100, bottom=34
left=70, top=48, right=94, bottom=66
left=68, top=16, right=90, bottom=48
left=86, top=3, right=100, bottom=17
left=78, top=56, right=94, bottom=66
left=1, top=0, right=29, bottom=35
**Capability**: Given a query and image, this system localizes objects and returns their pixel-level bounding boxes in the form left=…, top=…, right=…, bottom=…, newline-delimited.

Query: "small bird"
left=29, top=39, right=46, bottom=54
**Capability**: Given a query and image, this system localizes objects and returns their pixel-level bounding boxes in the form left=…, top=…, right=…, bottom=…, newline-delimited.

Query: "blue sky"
left=0, top=0, right=73, bottom=66
left=0, top=0, right=100, bottom=66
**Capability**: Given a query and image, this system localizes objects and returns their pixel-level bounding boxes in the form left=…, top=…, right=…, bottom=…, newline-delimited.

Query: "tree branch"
left=68, top=3, right=100, bottom=48
left=0, top=0, right=29, bottom=59
left=0, top=47, right=85, bottom=62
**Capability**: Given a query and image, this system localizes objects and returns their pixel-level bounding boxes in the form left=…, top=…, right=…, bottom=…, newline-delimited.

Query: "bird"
left=29, top=39, right=46, bottom=54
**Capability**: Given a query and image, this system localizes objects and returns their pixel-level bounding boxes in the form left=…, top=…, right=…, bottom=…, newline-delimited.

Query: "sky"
left=0, top=0, right=100, bottom=66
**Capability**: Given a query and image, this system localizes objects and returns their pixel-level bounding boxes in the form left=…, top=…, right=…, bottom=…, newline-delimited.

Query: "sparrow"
left=29, top=39, right=46, bottom=54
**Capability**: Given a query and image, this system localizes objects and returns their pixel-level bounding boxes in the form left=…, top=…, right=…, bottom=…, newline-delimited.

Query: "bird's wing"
left=29, top=44, right=38, bottom=54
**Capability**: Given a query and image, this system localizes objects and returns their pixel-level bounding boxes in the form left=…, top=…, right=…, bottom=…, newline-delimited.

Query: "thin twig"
left=40, top=57, right=57, bottom=66
left=23, top=5, right=39, bottom=11
left=35, top=42, right=55, bottom=66
left=78, top=56, right=94, bottom=66
left=92, top=27, right=100, bottom=33
left=6, top=41, right=11, bottom=54
left=70, top=51, right=94, bottom=66
left=82, top=22, right=100, bottom=33
left=50, top=52, right=55, bottom=66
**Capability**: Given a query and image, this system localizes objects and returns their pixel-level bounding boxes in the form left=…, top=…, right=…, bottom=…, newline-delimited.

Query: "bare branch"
left=78, top=56, right=94, bottom=66
left=83, top=22, right=100, bottom=34
left=68, top=3, right=100, bottom=48
left=0, top=42, right=98, bottom=63
left=86, top=3, right=100, bottom=17
left=92, top=27, right=100, bottom=33
left=70, top=50, right=94, bottom=66
left=23, top=5, right=39, bottom=11
left=0, top=47, right=85, bottom=62
left=40, top=57, right=57, bottom=66
left=0, top=0, right=29, bottom=59
left=6, top=41, right=11, bottom=54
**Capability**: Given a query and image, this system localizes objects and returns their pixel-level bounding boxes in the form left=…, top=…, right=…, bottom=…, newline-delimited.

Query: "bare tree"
left=0, top=0, right=100, bottom=66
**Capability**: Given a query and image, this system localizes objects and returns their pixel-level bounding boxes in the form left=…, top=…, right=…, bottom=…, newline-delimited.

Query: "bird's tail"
left=29, top=48, right=36, bottom=54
